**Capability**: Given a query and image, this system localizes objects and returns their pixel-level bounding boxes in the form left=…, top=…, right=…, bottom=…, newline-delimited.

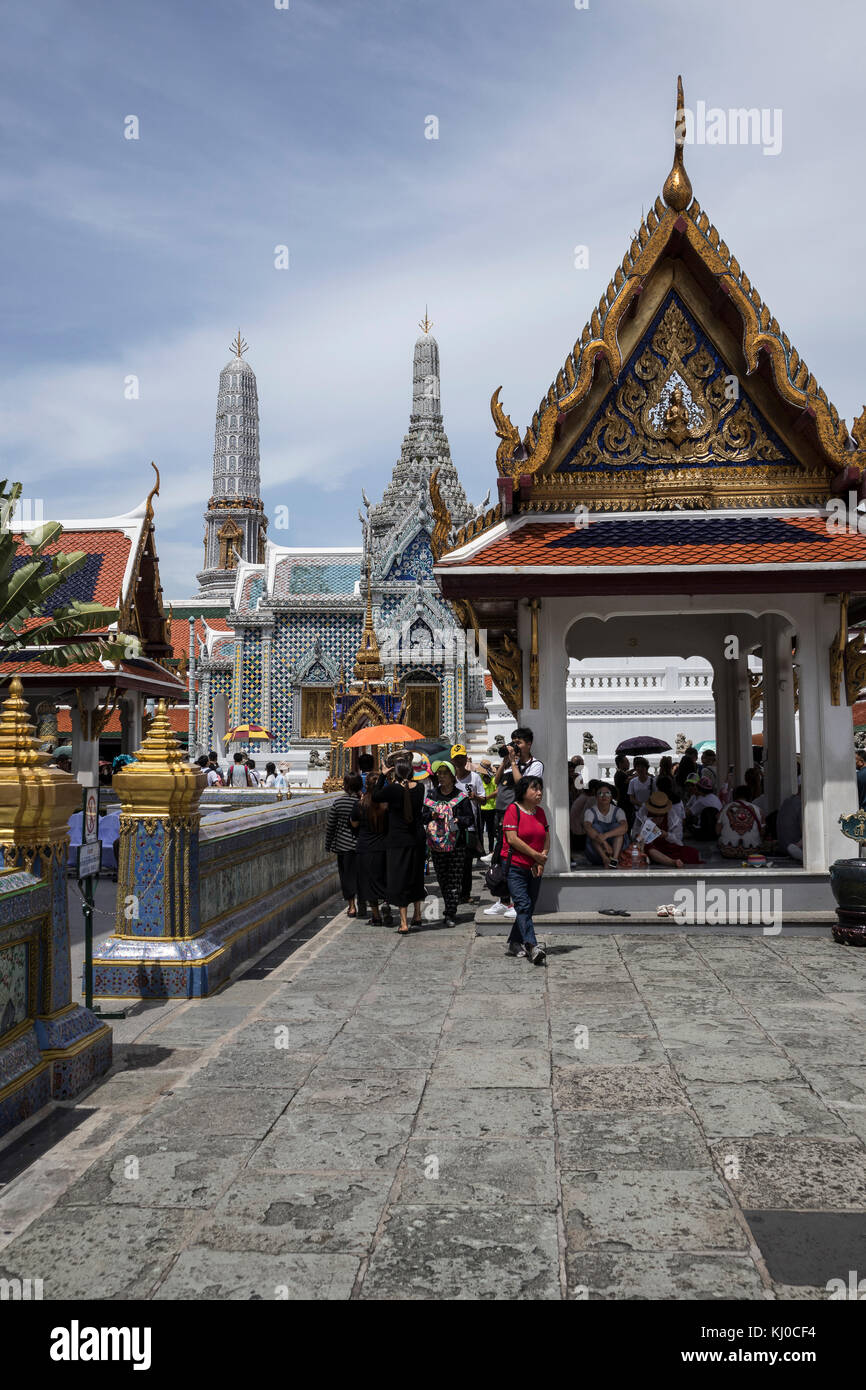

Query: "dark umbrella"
left=615, top=736, right=672, bottom=754
left=404, top=738, right=451, bottom=758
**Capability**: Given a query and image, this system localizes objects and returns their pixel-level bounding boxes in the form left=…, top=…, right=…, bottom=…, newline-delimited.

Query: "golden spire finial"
left=418, top=306, right=433, bottom=335
left=662, top=75, right=692, bottom=212
left=353, top=565, right=383, bottom=685
left=0, top=677, right=51, bottom=770
left=231, top=330, right=249, bottom=359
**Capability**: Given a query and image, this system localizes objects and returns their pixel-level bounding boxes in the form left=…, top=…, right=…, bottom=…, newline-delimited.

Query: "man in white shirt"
left=687, top=776, right=722, bottom=839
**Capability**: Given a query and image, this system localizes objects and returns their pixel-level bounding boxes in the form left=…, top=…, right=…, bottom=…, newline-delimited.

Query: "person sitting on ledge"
left=716, top=785, right=765, bottom=859
left=584, top=783, right=627, bottom=868
left=641, top=791, right=701, bottom=867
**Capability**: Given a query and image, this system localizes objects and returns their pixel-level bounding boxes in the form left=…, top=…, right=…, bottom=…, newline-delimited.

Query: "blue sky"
left=3, top=0, right=865, bottom=594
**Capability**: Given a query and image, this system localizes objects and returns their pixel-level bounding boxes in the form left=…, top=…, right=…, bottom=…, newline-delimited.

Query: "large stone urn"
left=829, top=812, right=866, bottom=946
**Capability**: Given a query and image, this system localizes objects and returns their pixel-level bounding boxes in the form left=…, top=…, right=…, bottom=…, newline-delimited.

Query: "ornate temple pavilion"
left=2, top=472, right=185, bottom=782
left=175, top=322, right=491, bottom=774
left=433, top=79, right=866, bottom=895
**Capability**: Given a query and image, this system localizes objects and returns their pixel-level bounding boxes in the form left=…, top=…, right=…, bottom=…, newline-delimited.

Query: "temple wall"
left=195, top=798, right=339, bottom=991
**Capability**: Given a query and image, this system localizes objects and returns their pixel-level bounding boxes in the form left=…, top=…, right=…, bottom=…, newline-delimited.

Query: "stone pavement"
left=1, top=904, right=866, bottom=1300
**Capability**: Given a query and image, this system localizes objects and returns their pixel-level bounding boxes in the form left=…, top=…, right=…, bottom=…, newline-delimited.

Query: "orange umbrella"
left=342, top=723, right=424, bottom=748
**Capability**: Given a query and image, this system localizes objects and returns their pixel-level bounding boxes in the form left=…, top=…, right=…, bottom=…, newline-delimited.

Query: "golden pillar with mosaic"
left=0, top=678, right=111, bottom=1135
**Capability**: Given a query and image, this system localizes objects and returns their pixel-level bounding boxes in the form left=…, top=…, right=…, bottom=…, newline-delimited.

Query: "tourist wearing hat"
left=641, top=790, right=701, bottom=866
left=634, top=774, right=684, bottom=844
left=423, top=761, right=476, bottom=926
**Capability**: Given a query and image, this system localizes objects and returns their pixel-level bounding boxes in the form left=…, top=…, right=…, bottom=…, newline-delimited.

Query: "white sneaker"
left=503, top=906, right=517, bottom=920
left=483, top=901, right=509, bottom=916
left=479, top=853, right=493, bottom=865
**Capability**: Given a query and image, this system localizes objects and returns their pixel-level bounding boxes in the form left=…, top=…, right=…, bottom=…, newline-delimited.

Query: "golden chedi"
left=0, top=676, right=80, bottom=853
left=113, top=699, right=205, bottom=818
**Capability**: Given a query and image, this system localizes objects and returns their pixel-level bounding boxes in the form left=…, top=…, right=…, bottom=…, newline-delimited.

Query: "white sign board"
left=78, top=841, right=101, bottom=880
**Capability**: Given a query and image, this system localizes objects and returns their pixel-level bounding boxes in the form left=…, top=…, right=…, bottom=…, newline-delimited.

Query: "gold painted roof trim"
left=493, top=78, right=859, bottom=484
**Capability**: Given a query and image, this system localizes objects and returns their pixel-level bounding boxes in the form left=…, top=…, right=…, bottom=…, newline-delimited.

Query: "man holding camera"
left=483, top=727, right=544, bottom=919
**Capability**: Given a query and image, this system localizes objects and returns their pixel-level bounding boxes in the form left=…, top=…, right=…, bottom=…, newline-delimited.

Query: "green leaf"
left=23, top=520, right=63, bottom=550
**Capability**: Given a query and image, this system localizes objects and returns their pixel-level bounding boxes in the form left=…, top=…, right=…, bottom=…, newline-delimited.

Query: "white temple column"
left=732, top=649, right=753, bottom=785
left=760, top=615, right=797, bottom=815
left=72, top=688, right=102, bottom=788
left=523, top=600, right=569, bottom=874
left=795, top=594, right=856, bottom=872
left=120, top=691, right=143, bottom=755
left=711, top=664, right=729, bottom=787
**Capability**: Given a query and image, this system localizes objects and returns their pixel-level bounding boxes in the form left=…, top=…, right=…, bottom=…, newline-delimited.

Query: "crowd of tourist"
left=323, top=728, right=549, bottom=963
left=569, top=745, right=804, bottom=866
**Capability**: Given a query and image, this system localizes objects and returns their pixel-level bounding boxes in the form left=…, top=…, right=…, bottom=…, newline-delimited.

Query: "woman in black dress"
left=351, top=784, right=390, bottom=925
left=325, top=772, right=363, bottom=917
left=372, top=756, right=425, bottom=934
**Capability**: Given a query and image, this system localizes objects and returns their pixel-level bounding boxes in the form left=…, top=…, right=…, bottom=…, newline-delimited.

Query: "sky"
left=3, top=0, right=865, bottom=596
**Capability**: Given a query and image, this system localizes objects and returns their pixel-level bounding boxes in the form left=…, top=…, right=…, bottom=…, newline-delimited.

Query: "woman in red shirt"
left=501, top=775, right=549, bottom=965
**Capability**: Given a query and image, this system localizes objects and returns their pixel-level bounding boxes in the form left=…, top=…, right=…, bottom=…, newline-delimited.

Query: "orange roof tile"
left=12, top=529, right=133, bottom=617
left=442, top=514, right=866, bottom=571
left=168, top=615, right=230, bottom=658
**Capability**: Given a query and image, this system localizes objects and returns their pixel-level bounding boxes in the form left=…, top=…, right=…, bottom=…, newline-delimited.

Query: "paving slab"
left=250, top=1109, right=411, bottom=1173
left=414, top=1086, right=555, bottom=1140
left=359, top=1205, right=560, bottom=1300
left=562, top=1171, right=748, bottom=1253
left=433, top=1046, right=550, bottom=1089
left=557, top=1111, right=712, bottom=1171
left=290, top=1067, right=428, bottom=1114
left=566, top=1251, right=770, bottom=1300
left=666, top=1046, right=799, bottom=1085
left=128, top=1087, right=293, bottom=1140
left=201, top=1171, right=394, bottom=1254
left=682, top=1082, right=849, bottom=1139
left=57, top=1136, right=258, bottom=1209
left=398, top=1136, right=557, bottom=1206
left=554, top=1064, right=687, bottom=1112
left=711, top=1137, right=866, bottom=1209
left=0, top=1204, right=201, bottom=1299
left=154, top=1247, right=360, bottom=1300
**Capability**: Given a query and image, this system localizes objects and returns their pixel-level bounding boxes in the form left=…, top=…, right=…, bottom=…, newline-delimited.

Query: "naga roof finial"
left=231, top=329, right=249, bottom=359
left=662, top=75, right=693, bottom=212
left=418, top=306, right=433, bottom=335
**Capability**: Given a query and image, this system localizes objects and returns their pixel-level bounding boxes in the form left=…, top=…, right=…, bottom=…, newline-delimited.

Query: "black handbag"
left=484, top=808, right=519, bottom=891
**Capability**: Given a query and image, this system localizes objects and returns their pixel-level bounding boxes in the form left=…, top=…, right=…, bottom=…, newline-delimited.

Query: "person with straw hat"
left=641, top=789, right=700, bottom=867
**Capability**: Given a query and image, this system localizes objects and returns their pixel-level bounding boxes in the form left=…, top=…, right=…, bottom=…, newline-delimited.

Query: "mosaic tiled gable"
left=561, top=292, right=797, bottom=477
left=188, top=328, right=489, bottom=758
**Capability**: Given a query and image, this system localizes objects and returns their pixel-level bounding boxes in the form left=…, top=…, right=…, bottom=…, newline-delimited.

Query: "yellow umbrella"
left=223, top=723, right=272, bottom=742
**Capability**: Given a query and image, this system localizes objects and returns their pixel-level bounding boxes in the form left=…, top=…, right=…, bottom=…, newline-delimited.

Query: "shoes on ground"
left=529, top=945, right=547, bottom=966
left=505, top=943, right=527, bottom=957
left=444, top=916, right=458, bottom=927
left=483, top=901, right=509, bottom=916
